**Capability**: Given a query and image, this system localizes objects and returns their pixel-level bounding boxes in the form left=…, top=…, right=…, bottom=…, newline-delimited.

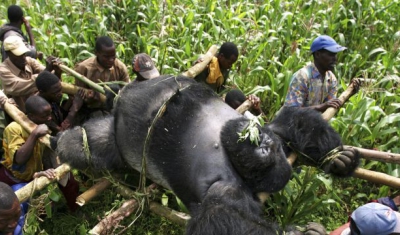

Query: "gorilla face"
left=221, top=117, right=292, bottom=193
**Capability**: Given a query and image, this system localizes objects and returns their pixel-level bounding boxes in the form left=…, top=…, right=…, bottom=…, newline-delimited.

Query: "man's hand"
left=31, top=124, right=50, bottom=138
left=84, top=90, right=101, bottom=105
left=351, top=78, right=361, bottom=95
left=45, top=56, right=62, bottom=75
left=247, top=94, right=263, bottom=115
left=33, top=168, right=56, bottom=179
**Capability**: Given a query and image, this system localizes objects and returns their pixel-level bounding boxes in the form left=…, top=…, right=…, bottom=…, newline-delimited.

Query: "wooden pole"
left=236, top=100, right=253, bottom=115
left=89, top=198, right=139, bottom=235
left=61, top=82, right=107, bottom=103
left=182, top=45, right=218, bottom=78
left=57, top=64, right=105, bottom=94
left=354, top=168, right=400, bottom=188
left=149, top=201, right=190, bottom=227
left=321, top=82, right=356, bottom=120
left=76, top=178, right=112, bottom=206
left=15, top=164, right=71, bottom=202
left=0, top=91, right=51, bottom=148
left=346, top=146, right=400, bottom=164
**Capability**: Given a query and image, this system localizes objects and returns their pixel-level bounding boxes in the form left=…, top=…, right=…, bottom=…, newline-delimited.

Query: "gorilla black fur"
left=51, top=75, right=359, bottom=234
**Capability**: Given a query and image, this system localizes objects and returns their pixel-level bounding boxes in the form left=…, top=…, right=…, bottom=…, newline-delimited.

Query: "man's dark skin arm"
left=13, top=124, right=49, bottom=165
left=308, top=98, right=343, bottom=113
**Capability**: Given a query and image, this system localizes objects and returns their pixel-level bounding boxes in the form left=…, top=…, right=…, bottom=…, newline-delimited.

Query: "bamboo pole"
left=15, top=164, right=71, bottom=202
left=76, top=178, right=112, bottom=206
left=0, top=91, right=51, bottom=148
left=345, top=146, right=400, bottom=164
left=61, top=82, right=107, bottom=103
left=322, top=81, right=356, bottom=120
left=236, top=100, right=253, bottom=115
left=354, top=168, right=400, bottom=188
left=114, top=183, right=190, bottom=225
left=149, top=201, right=190, bottom=227
left=182, top=45, right=218, bottom=78
left=89, top=198, right=139, bottom=235
left=57, top=64, right=105, bottom=94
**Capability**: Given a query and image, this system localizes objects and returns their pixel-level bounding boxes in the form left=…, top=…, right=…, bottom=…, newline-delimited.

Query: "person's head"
left=349, top=202, right=400, bottom=235
left=225, top=89, right=246, bottom=109
left=25, top=96, right=52, bottom=124
left=132, top=53, right=160, bottom=81
left=4, top=36, right=29, bottom=70
left=36, top=71, right=63, bottom=104
left=95, top=36, right=116, bottom=69
left=0, top=182, right=21, bottom=234
left=311, top=35, right=346, bottom=73
left=7, top=5, right=24, bottom=24
left=217, top=42, right=239, bottom=70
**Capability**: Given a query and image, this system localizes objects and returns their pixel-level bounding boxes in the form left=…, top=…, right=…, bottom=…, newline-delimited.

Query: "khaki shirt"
left=0, top=57, right=44, bottom=111
left=74, top=56, right=130, bottom=88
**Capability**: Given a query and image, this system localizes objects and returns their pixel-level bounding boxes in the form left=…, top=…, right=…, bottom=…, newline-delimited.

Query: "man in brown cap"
left=131, top=53, right=160, bottom=83
left=0, top=35, right=59, bottom=112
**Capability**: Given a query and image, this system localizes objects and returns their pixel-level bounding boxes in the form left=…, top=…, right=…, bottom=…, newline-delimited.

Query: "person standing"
left=284, top=35, right=346, bottom=112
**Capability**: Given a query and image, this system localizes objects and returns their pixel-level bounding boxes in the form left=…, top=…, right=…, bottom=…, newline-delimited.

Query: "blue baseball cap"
left=310, top=35, right=347, bottom=53
left=349, top=202, right=400, bottom=235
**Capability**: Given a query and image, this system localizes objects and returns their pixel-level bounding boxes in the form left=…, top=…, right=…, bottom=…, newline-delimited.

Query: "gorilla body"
left=52, top=76, right=359, bottom=234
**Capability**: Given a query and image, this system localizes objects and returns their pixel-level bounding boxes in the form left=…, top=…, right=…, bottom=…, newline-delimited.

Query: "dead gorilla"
left=51, top=76, right=359, bottom=234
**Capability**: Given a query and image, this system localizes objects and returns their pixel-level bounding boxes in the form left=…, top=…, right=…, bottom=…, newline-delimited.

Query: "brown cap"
left=132, top=53, right=160, bottom=80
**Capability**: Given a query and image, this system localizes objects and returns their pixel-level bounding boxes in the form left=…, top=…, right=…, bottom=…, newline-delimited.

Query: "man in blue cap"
left=284, top=35, right=347, bottom=112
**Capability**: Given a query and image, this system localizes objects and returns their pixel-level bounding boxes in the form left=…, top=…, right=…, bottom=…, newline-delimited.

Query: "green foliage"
left=238, top=115, right=265, bottom=146
left=1, top=0, right=400, bottom=233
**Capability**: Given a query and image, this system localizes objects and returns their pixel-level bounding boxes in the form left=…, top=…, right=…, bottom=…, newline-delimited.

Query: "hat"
left=349, top=202, right=400, bottom=235
left=3, top=36, right=30, bottom=56
left=132, top=53, right=160, bottom=80
left=310, top=35, right=347, bottom=53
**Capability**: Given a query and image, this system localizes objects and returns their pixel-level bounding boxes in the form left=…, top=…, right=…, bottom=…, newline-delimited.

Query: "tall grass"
left=1, top=0, right=400, bottom=233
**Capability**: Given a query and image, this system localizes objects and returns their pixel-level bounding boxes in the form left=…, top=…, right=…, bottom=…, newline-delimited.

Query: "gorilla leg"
left=51, top=115, right=125, bottom=170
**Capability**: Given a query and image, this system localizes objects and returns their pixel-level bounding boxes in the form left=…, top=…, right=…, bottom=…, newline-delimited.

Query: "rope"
left=286, top=142, right=342, bottom=167
left=138, top=77, right=193, bottom=193
left=81, top=127, right=91, bottom=166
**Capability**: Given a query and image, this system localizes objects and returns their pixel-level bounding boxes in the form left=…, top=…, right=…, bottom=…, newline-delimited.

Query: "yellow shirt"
left=1, top=122, right=45, bottom=181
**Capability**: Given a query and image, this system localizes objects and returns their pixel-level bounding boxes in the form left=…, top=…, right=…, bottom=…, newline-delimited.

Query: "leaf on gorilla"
left=237, top=115, right=265, bottom=146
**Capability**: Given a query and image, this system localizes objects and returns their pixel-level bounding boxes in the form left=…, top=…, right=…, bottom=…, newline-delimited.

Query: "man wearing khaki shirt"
left=74, top=36, right=129, bottom=108
left=0, top=36, right=59, bottom=112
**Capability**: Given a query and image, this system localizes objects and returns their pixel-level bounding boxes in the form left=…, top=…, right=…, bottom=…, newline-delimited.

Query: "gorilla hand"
left=323, top=146, right=360, bottom=177
left=304, top=222, right=327, bottom=235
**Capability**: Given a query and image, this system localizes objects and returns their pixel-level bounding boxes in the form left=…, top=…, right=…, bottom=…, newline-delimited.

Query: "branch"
left=61, top=82, right=107, bottom=103
left=181, top=45, right=218, bottom=78
left=57, top=64, right=105, bottom=94
left=15, top=164, right=71, bottom=202
left=76, top=178, right=112, bottom=206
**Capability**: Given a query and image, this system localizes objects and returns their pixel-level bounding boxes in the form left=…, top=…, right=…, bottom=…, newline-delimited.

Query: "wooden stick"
left=354, top=168, right=400, bottom=188
left=89, top=198, right=139, bottom=235
left=345, top=146, right=400, bottom=164
left=236, top=100, right=253, bottom=115
left=149, top=201, right=190, bottom=227
left=57, top=64, right=105, bottom=94
left=76, top=178, right=112, bottom=206
left=15, top=163, right=71, bottom=202
left=61, top=82, right=107, bottom=103
left=182, top=45, right=218, bottom=78
left=0, top=91, right=51, bottom=148
left=322, top=82, right=356, bottom=120
left=114, top=183, right=190, bottom=226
